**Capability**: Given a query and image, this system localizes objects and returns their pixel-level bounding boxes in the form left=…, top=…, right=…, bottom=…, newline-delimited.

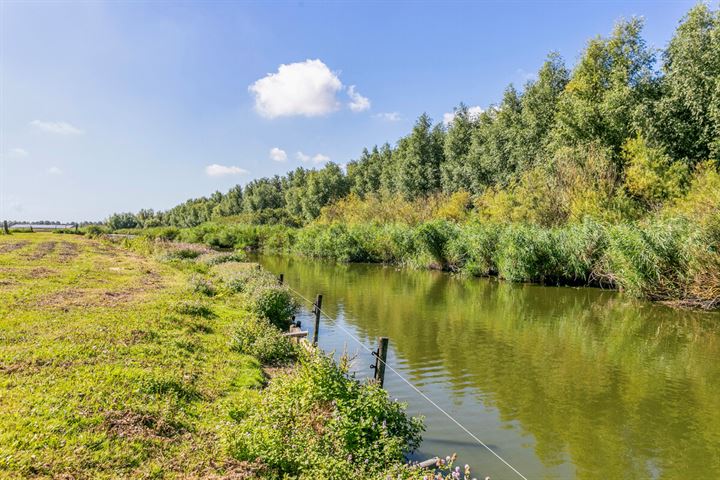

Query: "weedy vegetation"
left=0, top=233, right=481, bottom=479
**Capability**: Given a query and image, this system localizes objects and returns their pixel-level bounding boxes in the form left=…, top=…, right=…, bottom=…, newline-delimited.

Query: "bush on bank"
left=232, top=317, right=298, bottom=365
left=135, top=212, right=718, bottom=309
left=215, top=263, right=298, bottom=330
left=227, top=349, right=424, bottom=480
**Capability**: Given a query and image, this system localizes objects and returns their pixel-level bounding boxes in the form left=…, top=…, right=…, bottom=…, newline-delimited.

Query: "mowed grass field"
left=0, top=233, right=264, bottom=479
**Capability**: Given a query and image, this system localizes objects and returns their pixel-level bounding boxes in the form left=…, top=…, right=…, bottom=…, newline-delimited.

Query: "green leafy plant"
left=231, top=318, right=297, bottom=365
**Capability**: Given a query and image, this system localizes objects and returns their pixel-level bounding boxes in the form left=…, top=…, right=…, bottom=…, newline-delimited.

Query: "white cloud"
left=517, top=68, right=538, bottom=82
left=311, top=153, right=330, bottom=164
left=9, top=148, right=29, bottom=158
left=249, top=59, right=343, bottom=118
left=374, top=112, right=401, bottom=122
left=30, top=120, right=84, bottom=135
left=249, top=59, right=372, bottom=118
left=443, top=106, right=484, bottom=126
left=347, top=85, right=370, bottom=112
left=47, top=166, right=62, bottom=175
left=296, top=151, right=330, bottom=164
left=205, top=164, right=248, bottom=177
left=269, top=147, right=288, bottom=162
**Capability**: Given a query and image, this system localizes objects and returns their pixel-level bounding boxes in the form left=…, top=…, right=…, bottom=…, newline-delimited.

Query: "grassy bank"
left=0, top=233, right=475, bottom=479
left=115, top=208, right=719, bottom=310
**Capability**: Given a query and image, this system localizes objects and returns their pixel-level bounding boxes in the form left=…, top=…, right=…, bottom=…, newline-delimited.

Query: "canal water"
left=257, top=255, right=720, bottom=480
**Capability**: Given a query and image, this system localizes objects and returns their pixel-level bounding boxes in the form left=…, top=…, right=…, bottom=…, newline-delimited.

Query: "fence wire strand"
left=283, top=282, right=529, bottom=480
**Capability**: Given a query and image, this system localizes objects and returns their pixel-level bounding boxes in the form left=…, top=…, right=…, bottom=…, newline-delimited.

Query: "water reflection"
left=257, top=255, right=720, bottom=480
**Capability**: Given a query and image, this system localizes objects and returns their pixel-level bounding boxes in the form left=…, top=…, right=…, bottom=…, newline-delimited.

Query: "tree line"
left=108, top=4, right=719, bottom=231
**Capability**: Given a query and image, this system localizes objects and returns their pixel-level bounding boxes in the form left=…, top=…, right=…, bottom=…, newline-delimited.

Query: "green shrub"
left=684, top=213, right=720, bottom=308
left=188, top=275, right=216, bottom=296
left=554, top=219, right=608, bottom=284
left=496, top=224, right=562, bottom=283
left=602, top=219, right=690, bottom=300
left=231, top=318, right=297, bottom=365
left=177, top=223, right=264, bottom=250
left=245, top=283, right=297, bottom=329
left=446, top=223, right=500, bottom=275
left=260, top=224, right=296, bottom=252
left=138, top=226, right=180, bottom=241
left=198, top=251, right=247, bottom=266
left=223, top=269, right=259, bottom=294
left=295, top=223, right=369, bottom=262
left=85, top=225, right=107, bottom=238
left=220, top=267, right=297, bottom=329
left=227, top=350, right=423, bottom=479
left=415, top=220, right=457, bottom=267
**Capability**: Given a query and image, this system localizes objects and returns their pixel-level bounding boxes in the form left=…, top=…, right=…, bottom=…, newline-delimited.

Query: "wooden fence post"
left=2, top=221, right=8, bottom=235
left=374, top=337, right=389, bottom=388
left=312, top=294, right=322, bottom=345
left=278, top=273, right=284, bottom=285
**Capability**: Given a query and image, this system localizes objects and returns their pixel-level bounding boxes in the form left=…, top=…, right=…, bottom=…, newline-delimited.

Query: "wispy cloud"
left=205, top=164, right=248, bottom=177
left=9, top=148, right=29, bottom=158
left=30, top=120, right=84, bottom=135
left=269, top=147, right=288, bottom=162
left=47, top=166, right=63, bottom=175
left=347, top=85, right=370, bottom=112
left=311, top=153, right=330, bottom=164
left=443, top=106, right=484, bottom=126
left=374, top=112, right=401, bottom=122
left=517, top=68, right=538, bottom=83
left=296, top=151, right=330, bottom=164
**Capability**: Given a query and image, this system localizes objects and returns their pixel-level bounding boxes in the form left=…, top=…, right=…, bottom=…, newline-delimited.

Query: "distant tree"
left=441, top=103, right=476, bottom=193
left=107, top=212, right=140, bottom=230
left=553, top=18, right=657, bottom=160
left=135, top=209, right=157, bottom=228
left=651, top=4, right=720, bottom=166
left=517, top=52, right=569, bottom=170
left=283, top=167, right=309, bottom=224
left=395, top=114, right=444, bottom=199
left=214, top=185, right=244, bottom=217
left=243, top=176, right=285, bottom=214
left=299, top=162, right=349, bottom=220
left=468, top=85, right=524, bottom=188
left=348, top=146, right=383, bottom=197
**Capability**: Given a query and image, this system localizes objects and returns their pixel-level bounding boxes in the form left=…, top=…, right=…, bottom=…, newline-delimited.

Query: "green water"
left=257, top=255, right=720, bottom=480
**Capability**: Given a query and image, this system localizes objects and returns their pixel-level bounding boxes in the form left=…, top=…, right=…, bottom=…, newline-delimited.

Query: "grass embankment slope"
left=0, top=233, right=454, bottom=480
left=0, top=233, right=265, bottom=478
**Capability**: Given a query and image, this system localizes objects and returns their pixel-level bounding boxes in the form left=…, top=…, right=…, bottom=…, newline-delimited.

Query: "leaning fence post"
left=374, top=337, right=389, bottom=388
left=278, top=273, right=284, bottom=285
left=312, top=294, right=323, bottom=346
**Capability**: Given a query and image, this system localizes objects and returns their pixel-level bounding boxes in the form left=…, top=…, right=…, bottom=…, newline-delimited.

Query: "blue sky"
left=0, top=0, right=698, bottom=221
